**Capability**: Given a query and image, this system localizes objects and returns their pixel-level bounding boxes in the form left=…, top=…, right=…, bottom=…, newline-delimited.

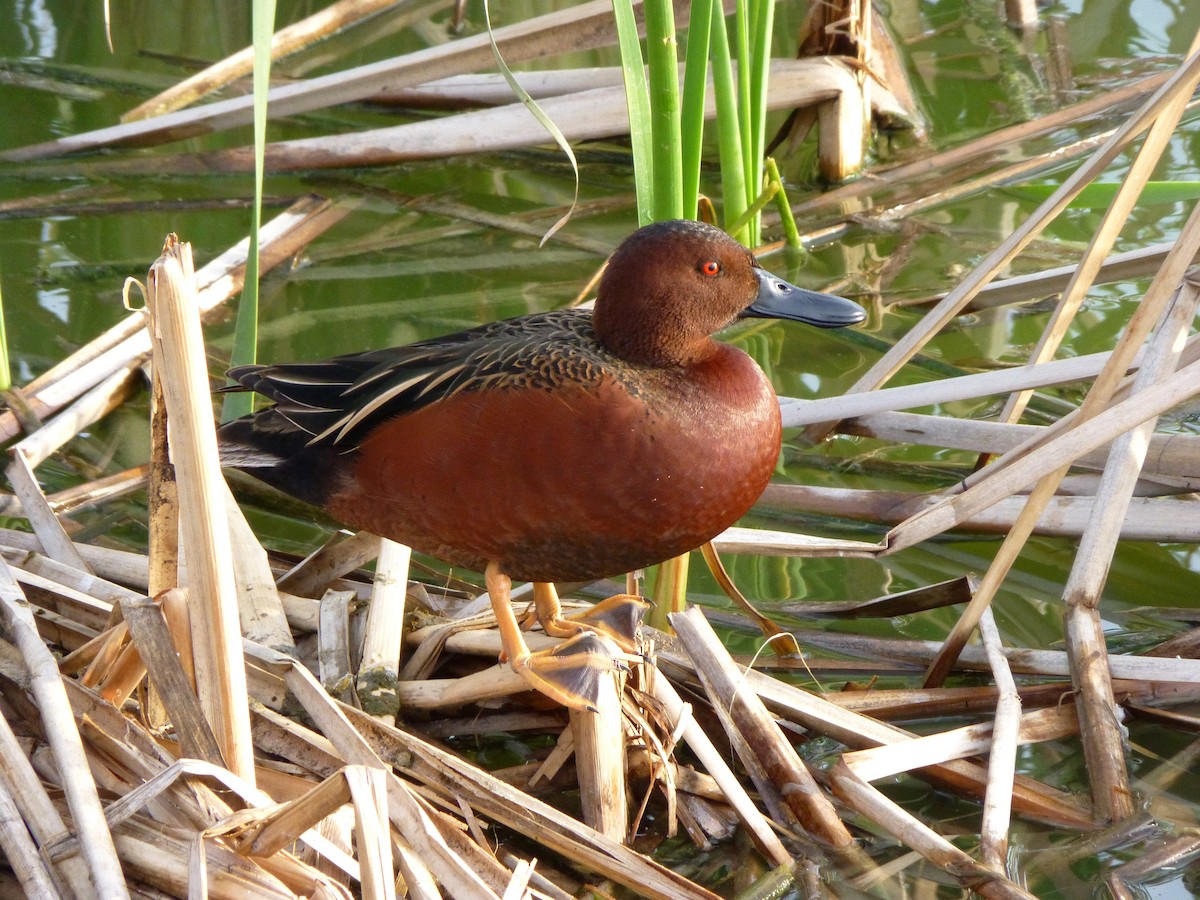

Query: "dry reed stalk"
left=13, top=363, right=141, bottom=471
left=1059, top=275, right=1200, bottom=821
left=790, top=0, right=916, bottom=182
left=711, top=524, right=881, bottom=558
left=251, top=642, right=503, bottom=898
left=787, top=67, right=1169, bottom=226
left=571, top=664, right=628, bottom=842
left=522, top=727, right=575, bottom=787
left=9, top=567, right=116, bottom=632
left=816, top=680, right=1192, bottom=720
left=0, top=560, right=129, bottom=897
left=659, top=652, right=1094, bottom=828
left=190, top=59, right=896, bottom=174
left=318, top=589, right=358, bottom=704
left=782, top=342, right=1144, bottom=428
left=626, top=749, right=722, bottom=803
left=5, top=448, right=91, bottom=573
left=670, top=608, right=859, bottom=854
left=885, top=354, right=1200, bottom=556
left=763, top=486, right=1200, bottom=541
left=77, top=622, right=127, bottom=688
left=700, top=543, right=800, bottom=654
left=356, top=538, right=409, bottom=722
left=222, top=767, right=369, bottom=873
left=94, top=633, right=148, bottom=708
left=917, top=194, right=1200, bottom=692
left=277, top=529, right=380, bottom=597
left=224, top=483, right=295, bottom=653
left=338, top=705, right=722, bottom=900
left=978, top=609, right=1020, bottom=875
left=862, top=131, right=1113, bottom=234
left=999, top=28, right=1200, bottom=427
left=775, top=625, right=1200, bottom=685
left=146, top=235, right=254, bottom=782
left=110, top=819, right=297, bottom=899
left=0, top=465, right=147, bottom=521
left=1107, top=832, right=1200, bottom=887
left=799, top=45, right=1200, bottom=445
left=0, top=0, right=692, bottom=161
left=916, top=241, right=1186, bottom=312
left=147, top=371, right=178, bottom=600
left=0, top=529, right=151, bottom=590
left=85, top=726, right=356, bottom=892
left=8, top=547, right=141, bottom=613
left=121, top=592, right=223, bottom=764
left=19, top=546, right=152, bottom=706
left=773, top=576, right=974, bottom=620
left=372, top=68, right=626, bottom=107
left=122, top=0, right=420, bottom=121
left=419, top=709, right=564, bottom=740
left=835, top=409, right=1200, bottom=480
left=0, top=696, right=90, bottom=896
left=841, top=706, right=1078, bottom=783
left=159, top=584, right=195, bottom=689
left=0, top=766, right=59, bottom=897
left=815, top=57, right=867, bottom=180
left=394, top=661, right=533, bottom=708
left=648, top=666, right=792, bottom=866
left=0, top=196, right=342, bottom=445
left=399, top=612, right=490, bottom=679
left=828, top=761, right=1037, bottom=900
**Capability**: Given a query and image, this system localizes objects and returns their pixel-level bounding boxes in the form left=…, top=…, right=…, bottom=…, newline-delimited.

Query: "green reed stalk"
left=708, top=7, right=749, bottom=243
left=643, top=1, right=683, bottom=221
left=614, top=0, right=780, bottom=241
left=612, top=0, right=655, bottom=224
left=765, top=156, right=801, bottom=247
left=679, top=0, right=713, bottom=221
left=612, top=0, right=785, bottom=620
left=0, top=273, right=9, bottom=393
left=743, top=0, right=775, bottom=247
left=735, top=0, right=753, bottom=181
left=223, top=0, right=276, bottom=422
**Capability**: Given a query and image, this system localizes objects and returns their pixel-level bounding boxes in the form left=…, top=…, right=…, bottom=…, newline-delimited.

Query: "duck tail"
left=217, top=411, right=343, bottom=507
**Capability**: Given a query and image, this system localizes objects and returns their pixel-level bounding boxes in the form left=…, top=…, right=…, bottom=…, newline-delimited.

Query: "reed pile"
left=0, top=4, right=1199, bottom=898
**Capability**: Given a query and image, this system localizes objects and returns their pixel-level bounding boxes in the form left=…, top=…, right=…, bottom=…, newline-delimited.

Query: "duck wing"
left=225, top=308, right=601, bottom=449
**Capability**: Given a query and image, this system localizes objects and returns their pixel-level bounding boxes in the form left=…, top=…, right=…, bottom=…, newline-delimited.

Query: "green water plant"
left=0, top=270, right=9, bottom=393
left=613, top=0, right=784, bottom=245
left=223, top=0, right=277, bottom=422
left=612, top=0, right=791, bottom=629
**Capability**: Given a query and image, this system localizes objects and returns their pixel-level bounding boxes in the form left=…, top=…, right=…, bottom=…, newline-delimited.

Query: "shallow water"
left=2, top=0, right=1200, bottom=896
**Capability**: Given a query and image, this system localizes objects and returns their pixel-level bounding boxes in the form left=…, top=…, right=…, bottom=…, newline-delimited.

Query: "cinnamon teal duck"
left=219, top=219, right=865, bottom=710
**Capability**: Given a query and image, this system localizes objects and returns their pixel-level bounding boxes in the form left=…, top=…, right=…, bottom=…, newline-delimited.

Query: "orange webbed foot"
left=509, top=631, right=624, bottom=713
left=487, top=565, right=628, bottom=712
left=531, top=583, right=645, bottom=654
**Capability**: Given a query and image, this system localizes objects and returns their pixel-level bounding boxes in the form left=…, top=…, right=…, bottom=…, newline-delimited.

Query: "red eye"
left=700, top=260, right=721, bottom=276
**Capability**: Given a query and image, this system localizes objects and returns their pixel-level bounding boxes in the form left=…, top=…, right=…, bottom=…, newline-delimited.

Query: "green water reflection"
left=2, top=0, right=1200, bottom=896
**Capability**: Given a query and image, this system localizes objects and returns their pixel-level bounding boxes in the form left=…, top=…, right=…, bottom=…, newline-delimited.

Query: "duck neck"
left=593, top=312, right=717, bottom=369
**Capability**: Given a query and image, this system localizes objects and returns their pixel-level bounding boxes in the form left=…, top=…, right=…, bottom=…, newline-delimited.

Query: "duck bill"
left=744, top=268, right=865, bottom=328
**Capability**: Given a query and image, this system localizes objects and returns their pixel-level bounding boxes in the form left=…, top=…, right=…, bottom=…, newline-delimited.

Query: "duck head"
left=592, top=219, right=864, bottom=367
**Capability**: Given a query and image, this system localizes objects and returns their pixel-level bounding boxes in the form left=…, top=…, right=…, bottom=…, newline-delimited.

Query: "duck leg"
left=486, top=562, right=617, bottom=712
left=531, top=582, right=645, bottom=653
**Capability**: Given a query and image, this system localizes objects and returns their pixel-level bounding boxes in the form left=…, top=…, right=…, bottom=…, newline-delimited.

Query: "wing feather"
left=226, top=309, right=605, bottom=449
